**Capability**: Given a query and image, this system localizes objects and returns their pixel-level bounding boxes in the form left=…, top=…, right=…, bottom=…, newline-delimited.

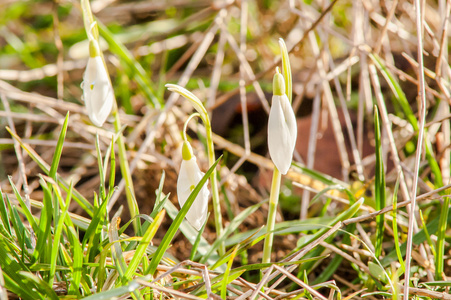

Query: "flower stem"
left=112, top=103, right=140, bottom=234
left=205, top=122, right=224, bottom=255
left=262, top=167, right=281, bottom=264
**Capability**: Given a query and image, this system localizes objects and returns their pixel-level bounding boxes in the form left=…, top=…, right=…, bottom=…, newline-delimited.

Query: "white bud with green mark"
left=82, top=22, right=113, bottom=127
left=177, top=140, right=209, bottom=231
left=267, top=68, right=297, bottom=174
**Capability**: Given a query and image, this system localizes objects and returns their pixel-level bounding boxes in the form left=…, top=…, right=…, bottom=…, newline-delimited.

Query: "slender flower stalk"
left=177, top=114, right=209, bottom=230
left=80, top=0, right=139, bottom=233
left=166, top=84, right=224, bottom=254
left=263, top=39, right=296, bottom=264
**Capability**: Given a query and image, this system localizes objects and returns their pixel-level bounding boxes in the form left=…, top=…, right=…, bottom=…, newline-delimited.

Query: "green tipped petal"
left=273, top=69, right=286, bottom=96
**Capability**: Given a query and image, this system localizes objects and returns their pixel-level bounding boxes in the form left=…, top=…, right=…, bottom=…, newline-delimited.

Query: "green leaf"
left=124, top=209, right=165, bottom=280
left=374, top=106, right=385, bottom=259
left=49, top=112, right=69, bottom=181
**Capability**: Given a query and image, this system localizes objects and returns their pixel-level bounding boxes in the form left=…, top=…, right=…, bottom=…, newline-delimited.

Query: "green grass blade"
left=0, top=239, right=41, bottom=300
left=370, top=54, right=443, bottom=188
left=374, top=106, right=385, bottom=259
left=164, top=200, right=217, bottom=266
left=381, top=205, right=451, bottom=267
left=32, top=177, right=53, bottom=263
left=0, top=190, right=12, bottom=237
left=19, top=272, right=59, bottom=300
left=8, top=176, right=38, bottom=234
left=108, top=216, right=128, bottom=283
left=49, top=112, right=69, bottom=180
left=221, top=246, right=237, bottom=299
left=82, top=280, right=141, bottom=300
left=124, top=209, right=165, bottom=280
left=147, top=156, right=222, bottom=275
left=95, top=135, right=106, bottom=201
left=6, top=128, right=94, bottom=215
left=200, top=200, right=264, bottom=264
left=108, top=137, right=116, bottom=197
left=190, top=212, right=209, bottom=261
left=436, top=195, right=449, bottom=279
left=49, top=181, right=72, bottom=287
left=391, top=176, right=405, bottom=272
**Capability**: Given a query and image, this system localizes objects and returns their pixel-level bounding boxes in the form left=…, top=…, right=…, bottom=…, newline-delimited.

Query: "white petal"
left=268, top=94, right=297, bottom=174
left=83, top=56, right=114, bottom=127
left=177, top=157, right=209, bottom=230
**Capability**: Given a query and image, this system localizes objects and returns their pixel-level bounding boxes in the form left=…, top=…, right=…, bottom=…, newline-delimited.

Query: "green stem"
left=436, top=196, right=449, bottom=279
left=112, top=103, right=140, bottom=234
left=206, top=122, right=224, bottom=255
left=262, top=168, right=281, bottom=264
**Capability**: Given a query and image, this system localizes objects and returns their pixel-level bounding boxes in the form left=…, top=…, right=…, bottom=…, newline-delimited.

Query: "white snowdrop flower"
left=82, top=24, right=113, bottom=127
left=267, top=70, right=297, bottom=175
left=177, top=141, right=209, bottom=231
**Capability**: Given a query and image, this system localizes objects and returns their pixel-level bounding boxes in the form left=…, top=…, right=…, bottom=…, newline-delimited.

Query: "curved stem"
left=183, top=113, right=201, bottom=142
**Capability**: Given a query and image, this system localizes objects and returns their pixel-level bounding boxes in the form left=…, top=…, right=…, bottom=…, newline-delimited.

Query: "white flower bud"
left=82, top=29, right=113, bottom=127
left=267, top=72, right=297, bottom=174
left=177, top=142, right=209, bottom=230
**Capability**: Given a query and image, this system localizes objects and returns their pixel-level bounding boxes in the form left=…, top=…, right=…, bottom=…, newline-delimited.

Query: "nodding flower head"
left=177, top=141, right=209, bottom=230
left=82, top=22, right=113, bottom=127
left=267, top=70, right=297, bottom=174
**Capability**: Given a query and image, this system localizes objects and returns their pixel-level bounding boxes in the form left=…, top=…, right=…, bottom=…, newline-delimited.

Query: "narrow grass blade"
left=82, top=280, right=142, bottom=300
left=8, top=176, right=38, bottom=234
left=95, top=135, right=106, bottom=200
left=221, top=245, right=238, bottom=299
left=147, top=156, right=222, bottom=275
left=391, top=176, right=405, bottom=272
left=164, top=200, right=217, bottom=266
left=381, top=205, right=451, bottom=267
left=190, top=213, right=209, bottom=261
left=436, top=195, right=449, bottom=279
left=108, top=216, right=128, bottom=283
left=49, top=112, right=69, bottom=181
left=19, top=272, right=59, bottom=300
left=6, top=128, right=94, bottom=215
left=370, top=54, right=443, bottom=188
left=0, top=189, right=12, bottom=238
left=49, top=182, right=72, bottom=287
left=108, top=137, right=116, bottom=197
left=374, top=106, right=385, bottom=258
left=149, top=171, right=167, bottom=220
left=199, top=200, right=264, bottom=264
left=124, top=209, right=165, bottom=280
left=0, top=239, right=41, bottom=300
left=419, top=210, right=435, bottom=258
